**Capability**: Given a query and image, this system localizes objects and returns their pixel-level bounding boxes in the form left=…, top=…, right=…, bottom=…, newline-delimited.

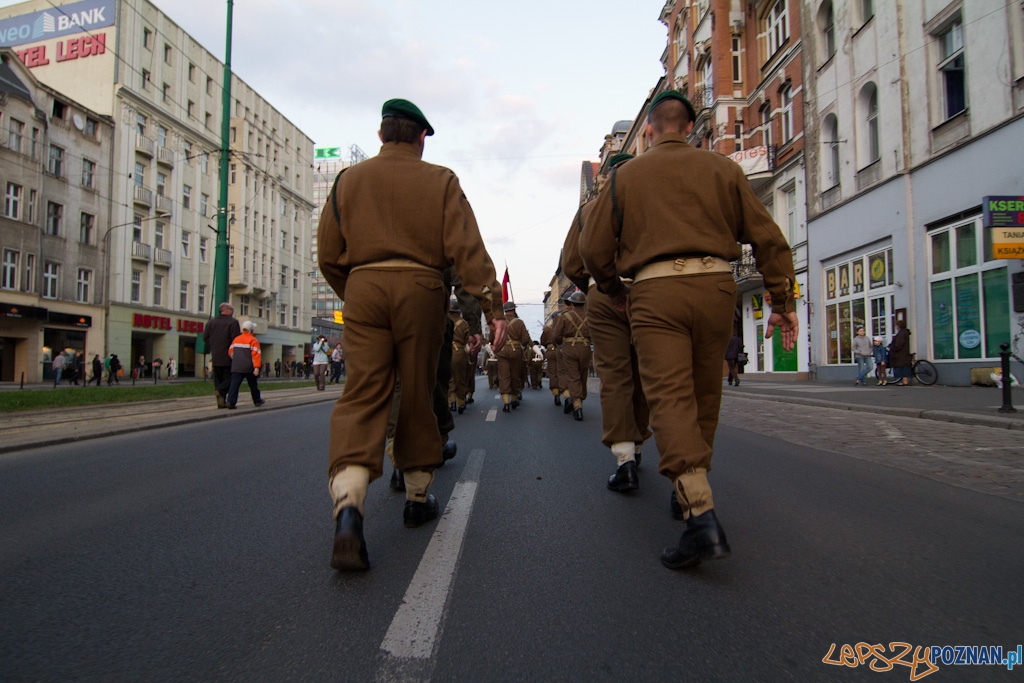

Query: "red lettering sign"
left=133, top=313, right=143, bottom=326
left=55, top=34, right=106, bottom=63
left=15, top=46, right=50, bottom=68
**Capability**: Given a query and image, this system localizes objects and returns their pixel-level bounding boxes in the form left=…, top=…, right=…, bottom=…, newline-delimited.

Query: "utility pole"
left=213, top=0, right=233, bottom=307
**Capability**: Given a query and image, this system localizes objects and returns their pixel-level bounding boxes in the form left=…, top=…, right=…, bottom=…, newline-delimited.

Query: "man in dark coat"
left=202, top=302, right=241, bottom=409
left=888, top=321, right=913, bottom=386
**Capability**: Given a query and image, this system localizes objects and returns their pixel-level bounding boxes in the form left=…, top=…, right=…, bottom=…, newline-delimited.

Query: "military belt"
left=587, top=277, right=632, bottom=289
left=633, top=257, right=731, bottom=283
left=350, top=258, right=440, bottom=274
left=564, top=336, right=588, bottom=345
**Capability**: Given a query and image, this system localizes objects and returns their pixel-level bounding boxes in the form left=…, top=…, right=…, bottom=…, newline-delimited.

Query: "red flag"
left=501, top=268, right=511, bottom=303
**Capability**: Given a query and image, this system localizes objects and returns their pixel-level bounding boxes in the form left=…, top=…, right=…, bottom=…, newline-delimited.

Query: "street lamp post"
left=213, top=0, right=233, bottom=308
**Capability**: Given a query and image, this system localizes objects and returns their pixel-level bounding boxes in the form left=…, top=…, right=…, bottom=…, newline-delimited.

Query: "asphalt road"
left=1, top=376, right=1021, bottom=682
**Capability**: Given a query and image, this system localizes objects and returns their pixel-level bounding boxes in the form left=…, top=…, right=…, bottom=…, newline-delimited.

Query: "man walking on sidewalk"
left=853, top=326, right=873, bottom=386
left=202, top=302, right=240, bottom=409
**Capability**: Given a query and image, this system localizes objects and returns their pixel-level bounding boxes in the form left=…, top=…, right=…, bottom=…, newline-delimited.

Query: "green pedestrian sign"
left=315, top=147, right=342, bottom=160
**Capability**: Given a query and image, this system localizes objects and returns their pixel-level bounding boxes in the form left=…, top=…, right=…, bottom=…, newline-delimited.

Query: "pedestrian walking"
left=71, top=352, right=84, bottom=385
left=91, top=354, right=103, bottom=386
left=552, top=291, right=592, bottom=421
left=872, top=336, right=888, bottom=385
left=725, top=334, right=742, bottom=386
left=107, top=354, right=121, bottom=385
left=580, top=90, right=798, bottom=570
left=330, top=344, right=343, bottom=384
left=167, top=356, right=177, bottom=380
left=152, top=356, right=163, bottom=382
left=312, top=335, right=331, bottom=391
left=497, top=301, right=529, bottom=412
left=51, top=352, right=65, bottom=387
left=202, top=302, right=241, bottom=408
left=888, top=321, right=913, bottom=386
left=275, top=358, right=282, bottom=378
left=225, top=320, right=265, bottom=409
left=317, top=98, right=507, bottom=571
left=852, top=326, right=873, bottom=386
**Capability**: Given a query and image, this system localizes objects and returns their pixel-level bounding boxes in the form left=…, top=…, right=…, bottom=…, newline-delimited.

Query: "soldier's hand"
left=489, top=318, right=509, bottom=352
left=765, top=311, right=799, bottom=351
left=610, top=282, right=631, bottom=313
left=467, top=334, right=483, bottom=356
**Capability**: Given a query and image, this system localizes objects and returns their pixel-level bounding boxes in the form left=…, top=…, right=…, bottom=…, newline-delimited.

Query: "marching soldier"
left=529, top=341, right=545, bottom=389
left=561, top=153, right=651, bottom=490
left=448, top=298, right=471, bottom=414
left=580, top=90, right=797, bottom=570
left=317, top=98, right=507, bottom=571
left=552, top=291, right=592, bottom=420
left=484, top=339, right=499, bottom=389
left=497, top=301, right=530, bottom=412
left=540, top=315, right=562, bottom=406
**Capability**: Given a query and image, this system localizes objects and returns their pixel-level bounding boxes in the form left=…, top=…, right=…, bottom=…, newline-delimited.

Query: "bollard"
left=998, top=343, right=1016, bottom=413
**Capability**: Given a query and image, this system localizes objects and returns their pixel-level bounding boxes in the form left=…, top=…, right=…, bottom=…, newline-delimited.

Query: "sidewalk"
left=4, top=376, right=1024, bottom=455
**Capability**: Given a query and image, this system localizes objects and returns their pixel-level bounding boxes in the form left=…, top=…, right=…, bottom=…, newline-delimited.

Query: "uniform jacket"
left=888, top=329, right=912, bottom=368
left=553, top=309, right=591, bottom=344
left=540, top=324, right=554, bottom=349
left=451, top=315, right=470, bottom=354
left=579, top=134, right=796, bottom=314
left=203, top=314, right=241, bottom=366
left=446, top=268, right=484, bottom=336
left=316, top=142, right=503, bottom=324
left=229, top=331, right=262, bottom=373
left=499, top=315, right=531, bottom=358
left=561, top=201, right=597, bottom=293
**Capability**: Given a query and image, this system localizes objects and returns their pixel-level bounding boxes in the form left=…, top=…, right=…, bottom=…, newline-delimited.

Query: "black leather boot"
left=404, top=494, right=439, bottom=528
left=502, top=403, right=510, bottom=412
left=607, top=461, right=639, bottom=492
left=554, top=395, right=561, bottom=406
left=661, top=509, right=731, bottom=570
left=442, top=440, right=457, bottom=462
left=573, top=407, right=583, bottom=421
left=389, top=469, right=405, bottom=492
left=563, top=399, right=573, bottom=414
left=331, top=506, right=370, bottom=570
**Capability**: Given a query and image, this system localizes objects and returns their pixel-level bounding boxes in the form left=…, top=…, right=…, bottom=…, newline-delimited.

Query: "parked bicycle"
left=911, top=353, right=938, bottom=386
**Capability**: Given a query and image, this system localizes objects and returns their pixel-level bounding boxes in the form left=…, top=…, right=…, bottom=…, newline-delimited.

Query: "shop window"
left=824, top=248, right=894, bottom=364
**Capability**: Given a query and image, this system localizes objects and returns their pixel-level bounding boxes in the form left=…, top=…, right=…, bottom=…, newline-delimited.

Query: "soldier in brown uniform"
left=447, top=298, right=472, bottom=414
left=561, top=153, right=651, bottom=490
left=317, top=99, right=507, bottom=570
left=497, top=301, right=530, bottom=412
left=579, top=90, right=798, bottom=570
left=552, top=291, right=592, bottom=421
left=540, top=317, right=562, bottom=406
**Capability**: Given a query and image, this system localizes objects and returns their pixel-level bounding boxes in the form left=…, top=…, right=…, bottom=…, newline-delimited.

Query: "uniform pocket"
left=717, top=280, right=738, bottom=295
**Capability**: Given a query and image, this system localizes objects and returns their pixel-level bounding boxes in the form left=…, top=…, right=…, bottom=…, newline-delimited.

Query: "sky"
left=1, top=0, right=669, bottom=337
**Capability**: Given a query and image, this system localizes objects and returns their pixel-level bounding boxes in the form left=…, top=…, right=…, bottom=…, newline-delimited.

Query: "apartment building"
left=0, top=0, right=315, bottom=377
left=801, top=0, right=1024, bottom=384
left=0, top=49, right=113, bottom=382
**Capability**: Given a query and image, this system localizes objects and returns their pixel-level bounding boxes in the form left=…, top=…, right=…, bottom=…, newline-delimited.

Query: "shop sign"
left=983, top=196, right=1024, bottom=228
left=728, top=146, right=770, bottom=176
left=0, top=0, right=114, bottom=48
left=132, top=313, right=206, bottom=333
left=751, top=294, right=763, bottom=319
left=1, top=302, right=47, bottom=319
left=990, top=227, right=1024, bottom=259
left=49, top=311, right=91, bottom=327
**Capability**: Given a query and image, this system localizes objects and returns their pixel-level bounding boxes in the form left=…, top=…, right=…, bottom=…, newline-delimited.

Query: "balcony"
left=131, top=240, right=152, bottom=261
left=133, top=185, right=153, bottom=206
left=154, top=248, right=172, bottom=266
left=155, top=195, right=174, bottom=215
left=731, top=247, right=763, bottom=293
left=157, top=146, right=175, bottom=166
left=855, top=160, right=881, bottom=191
left=135, top=133, right=155, bottom=156
left=691, top=84, right=714, bottom=113
left=821, top=184, right=842, bottom=210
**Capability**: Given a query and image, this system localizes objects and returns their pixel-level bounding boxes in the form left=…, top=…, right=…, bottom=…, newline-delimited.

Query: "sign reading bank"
left=0, top=0, right=115, bottom=48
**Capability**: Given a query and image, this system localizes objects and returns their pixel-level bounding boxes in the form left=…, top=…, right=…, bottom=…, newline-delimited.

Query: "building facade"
left=0, top=0, right=315, bottom=379
left=0, top=49, right=113, bottom=382
left=801, top=0, right=1024, bottom=385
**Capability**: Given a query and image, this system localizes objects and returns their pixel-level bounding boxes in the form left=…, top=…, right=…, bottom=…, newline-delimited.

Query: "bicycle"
left=911, top=353, right=938, bottom=386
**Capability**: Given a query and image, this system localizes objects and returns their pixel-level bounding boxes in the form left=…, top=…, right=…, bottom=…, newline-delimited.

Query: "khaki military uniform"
left=580, top=133, right=795, bottom=516
left=318, top=141, right=502, bottom=496
left=497, top=313, right=530, bottom=404
left=552, top=308, right=591, bottom=410
left=562, top=202, right=650, bottom=448
left=449, top=314, right=471, bottom=409
left=540, top=323, right=561, bottom=399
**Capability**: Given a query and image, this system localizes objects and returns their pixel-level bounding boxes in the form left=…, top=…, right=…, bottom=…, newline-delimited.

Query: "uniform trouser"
left=387, top=315, right=456, bottom=454
left=545, top=348, right=560, bottom=392
left=561, top=341, right=592, bottom=405
left=529, top=362, right=543, bottom=388
left=313, top=363, right=327, bottom=390
left=556, top=347, right=569, bottom=394
left=213, top=365, right=232, bottom=396
left=587, top=287, right=651, bottom=448
left=629, top=274, right=736, bottom=481
left=497, top=349, right=524, bottom=396
left=328, top=269, right=446, bottom=481
left=487, top=362, right=498, bottom=388
left=451, top=348, right=470, bottom=405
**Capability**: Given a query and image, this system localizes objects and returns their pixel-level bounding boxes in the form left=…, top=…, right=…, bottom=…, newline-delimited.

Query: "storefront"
left=108, top=305, right=209, bottom=379
left=0, top=302, right=100, bottom=383
left=739, top=273, right=808, bottom=376
left=822, top=246, right=897, bottom=366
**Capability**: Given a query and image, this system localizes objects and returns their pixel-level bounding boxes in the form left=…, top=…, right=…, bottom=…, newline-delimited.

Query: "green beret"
left=608, top=153, right=633, bottom=167
left=648, top=90, right=696, bottom=123
left=382, top=98, right=434, bottom=136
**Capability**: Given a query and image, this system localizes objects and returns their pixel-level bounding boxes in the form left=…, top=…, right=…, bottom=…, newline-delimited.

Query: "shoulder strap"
left=610, top=166, right=623, bottom=228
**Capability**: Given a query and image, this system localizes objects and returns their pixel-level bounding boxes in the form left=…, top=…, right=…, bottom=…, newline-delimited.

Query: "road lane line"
left=377, top=450, right=485, bottom=677
left=485, top=408, right=497, bottom=422
left=493, top=394, right=500, bottom=399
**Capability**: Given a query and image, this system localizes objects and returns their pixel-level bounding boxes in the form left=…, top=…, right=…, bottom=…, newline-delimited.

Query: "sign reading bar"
left=983, top=195, right=1024, bottom=228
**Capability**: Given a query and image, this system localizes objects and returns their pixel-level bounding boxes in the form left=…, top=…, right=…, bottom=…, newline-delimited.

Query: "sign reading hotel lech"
left=984, top=196, right=1024, bottom=259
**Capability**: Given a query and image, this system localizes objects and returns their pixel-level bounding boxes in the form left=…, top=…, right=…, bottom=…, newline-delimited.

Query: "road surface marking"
left=485, top=409, right=497, bottom=422
left=377, top=450, right=485, bottom=677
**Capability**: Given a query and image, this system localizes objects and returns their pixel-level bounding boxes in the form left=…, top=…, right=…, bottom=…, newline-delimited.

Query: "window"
left=929, top=217, right=1008, bottom=360
left=85, top=117, right=97, bottom=137
left=142, top=27, right=152, bottom=48
left=182, top=185, right=191, bottom=209
left=2, top=249, right=18, bottom=290
left=231, top=127, right=237, bottom=143
left=43, top=262, right=59, bottom=299
left=188, top=63, right=196, bottom=82
left=293, top=235, right=299, bottom=254
left=938, top=20, right=966, bottom=120
left=163, top=44, right=171, bottom=64
left=198, top=284, right=206, bottom=313
left=157, top=125, right=167, bottom=148
left=731, top=37, right=742, bottom=82
left=292, top=306, right=298, bottom=327
left=181, top=231, right=190, bottom=258
left=80, top=213, right=94, bottom=244
left=280, top=198, right=287, bottom=216
left=205, top=112, right=212, bottom=130
left=821, top=1, right=836, bottom=61
left=5, top=182, right=21, bottom=219
left=860, top=0, right=874, bottom=25
left=785, top=186, right=800, bottom=244
left=734, top=123, right=743, bottom=153
left=45, top=202, right=63, bottom=236
left=293, top=269, right=299, bottom=289
left=134, top=162, right=144, bottom=187
left=766, top=0, right=789, bottom=57
left=240, top=295, right=249, bottom=315
left=780, top=86, right=794, bottom=143
left=52, top=101, right=66, bottom=120
left=131, top=270, right=141, bottom=302
left=154, top=223, right=165, bottom=250
left=187, top=100, right=195, bottom=118
left=48, top=145, right=64, bottom=177
left=180, top=281, right=189, bottom=310
left=162, top=83, right=170, bottom=103
left=201, top=153, right=209, bottom=174
left=136, top=113, right=146, bottom=136
left=279, top=303, right=287, bottom=325
left=257, top=298, right=265, bottom=318
left=200, top=193, right=209, bottom=217
left=141, top=69, right=149, bottom=89
left=206, top=76, right=214, bottom=96
left=824, top=249, right=894, bottom=365
left=863, top=83, right=879, bottom=164
left=281, top=230, right=287, bottom=249
left=230, top=164, right=236, bottom=184
left=24, top=254, right=34, bottom=292
left=153, top=274, right=163, bottom=306
left=261, top=253, right=266, bottom=275
left=77, top=268, right=91, bottom=303
left=26, top=190, right=36, bottom=225
left=156, top=172, right=167, bottom=197
left=199, top=237, right=208, bottom=262
left=7, top=118, right=23, bottom=153
left=183, top=140, right=192, bottom=162
left=230, top=245, right=235, bottom=268
left=133, top=214, right=144, bottom=242
left=280, top=268, right=287, bottom=287
left=81, top=159, right=96, bottom=188
left=762, top=104, right=772, bottom=149
left=30, top=128, right=39, bottom=158
left=824, top=114, right=840, bottom=186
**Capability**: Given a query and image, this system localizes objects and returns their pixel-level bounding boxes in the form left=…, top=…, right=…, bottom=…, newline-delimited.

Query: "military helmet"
left=565, top=291, right=586, bottom=306
left=503, top=301, right=517, bottom=312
